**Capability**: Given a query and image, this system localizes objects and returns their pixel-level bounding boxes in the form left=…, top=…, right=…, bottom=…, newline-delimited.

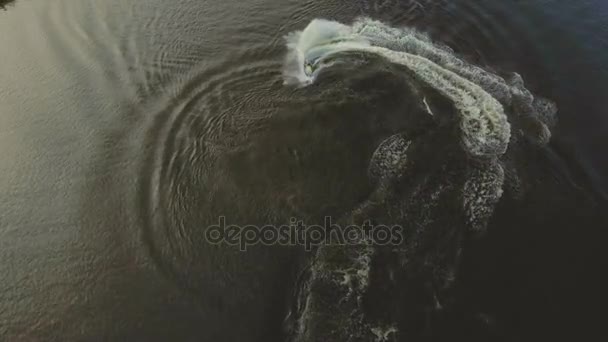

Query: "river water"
left=1, top=0, right=607, bottom=341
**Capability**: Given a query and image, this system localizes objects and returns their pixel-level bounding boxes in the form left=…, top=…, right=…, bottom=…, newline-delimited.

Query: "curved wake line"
left=284, top=18, right=556, bottom=158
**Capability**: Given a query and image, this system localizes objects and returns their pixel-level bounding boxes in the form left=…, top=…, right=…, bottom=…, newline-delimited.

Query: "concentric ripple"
left=139, top=44, right=286, bottom=283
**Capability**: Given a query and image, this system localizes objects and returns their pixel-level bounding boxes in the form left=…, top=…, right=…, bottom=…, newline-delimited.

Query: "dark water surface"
left=1, top=0, right=607, bottom=341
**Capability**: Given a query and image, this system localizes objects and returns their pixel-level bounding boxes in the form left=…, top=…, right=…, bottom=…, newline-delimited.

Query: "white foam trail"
left=284, top=19, right=560, bottom=341
left=284, top=18, right=555, bottom=158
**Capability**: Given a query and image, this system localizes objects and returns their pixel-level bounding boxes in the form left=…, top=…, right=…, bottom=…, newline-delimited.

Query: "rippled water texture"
left=1, top=0, right=607, bottom=341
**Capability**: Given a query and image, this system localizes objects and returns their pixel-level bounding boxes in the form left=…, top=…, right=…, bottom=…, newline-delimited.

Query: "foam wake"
left=284, top=18, right=556, bottom=158
left=283, top=17, right=558, bottom=342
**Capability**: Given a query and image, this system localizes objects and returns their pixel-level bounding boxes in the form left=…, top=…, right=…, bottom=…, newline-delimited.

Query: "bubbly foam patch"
left=463, top=162, right=505, bottom=233
left=368, top=134, right=411, bottom=182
